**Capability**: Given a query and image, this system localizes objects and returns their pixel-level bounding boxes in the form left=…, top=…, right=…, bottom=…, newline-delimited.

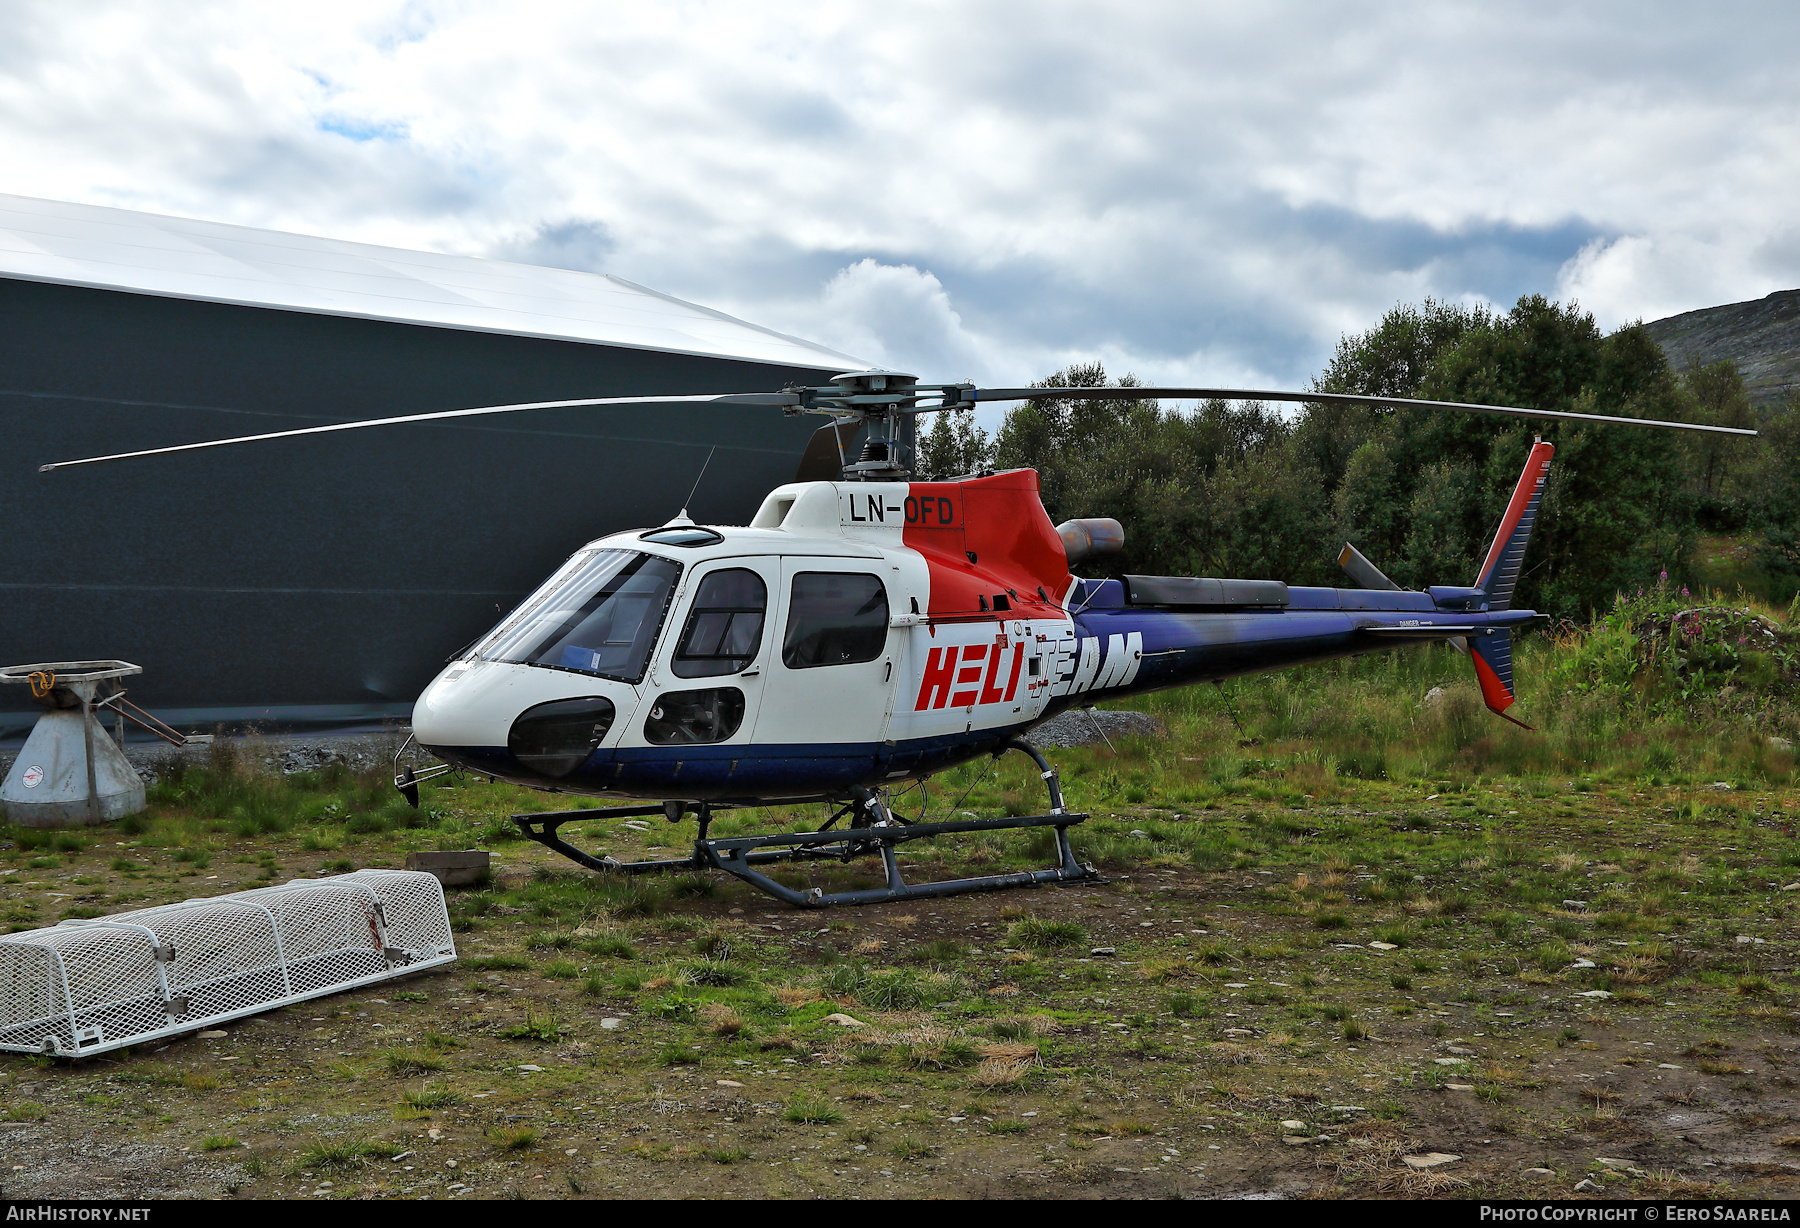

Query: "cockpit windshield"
left=475, top=549, right=681, bottom=683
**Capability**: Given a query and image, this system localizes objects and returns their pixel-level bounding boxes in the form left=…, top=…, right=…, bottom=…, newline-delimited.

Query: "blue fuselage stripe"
left=429, top=727, right=1027, bottom=803
left=1063, top=605, right=1533, bottom=710
left=429, top=604, right=1535, bottom=800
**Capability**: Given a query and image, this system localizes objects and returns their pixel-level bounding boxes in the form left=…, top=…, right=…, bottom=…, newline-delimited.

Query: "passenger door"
left=634, top=558, right=779, bottom=748
left=751, top=559, right=896, bottom=748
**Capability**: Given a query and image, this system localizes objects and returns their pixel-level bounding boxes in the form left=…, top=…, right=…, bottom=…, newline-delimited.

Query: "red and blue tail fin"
left=1473, top=440, right=1554, bottom=612
left=1471, top=629, right=1528, bottom=727
left=1468, top=441, right=1554, bottom=727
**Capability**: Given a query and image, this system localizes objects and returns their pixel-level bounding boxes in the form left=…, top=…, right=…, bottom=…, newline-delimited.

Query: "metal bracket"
left=393, top=733, right=455, bottom=807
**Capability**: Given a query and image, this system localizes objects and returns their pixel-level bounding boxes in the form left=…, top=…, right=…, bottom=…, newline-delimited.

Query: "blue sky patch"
left=317, top=117, right=407, bottom=143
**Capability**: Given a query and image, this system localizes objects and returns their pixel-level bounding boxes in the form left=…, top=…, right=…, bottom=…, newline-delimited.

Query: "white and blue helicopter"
left=43, top=371, right=1752, bottom=907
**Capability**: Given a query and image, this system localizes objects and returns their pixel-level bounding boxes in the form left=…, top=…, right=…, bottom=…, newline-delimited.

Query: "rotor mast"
left=787, top=369, right=975, bottom=481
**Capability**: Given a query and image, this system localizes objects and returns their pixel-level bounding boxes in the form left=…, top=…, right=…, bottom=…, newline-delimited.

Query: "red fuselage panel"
left=903, top=470, right=1074, bottom=618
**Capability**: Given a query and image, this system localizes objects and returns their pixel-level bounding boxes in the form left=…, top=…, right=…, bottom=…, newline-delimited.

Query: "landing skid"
left=511, top=740, right=1101, bottom=908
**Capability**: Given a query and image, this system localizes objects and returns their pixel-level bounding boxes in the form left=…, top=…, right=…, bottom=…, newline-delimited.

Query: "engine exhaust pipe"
left=1056, top=518, right=1124, bottom=566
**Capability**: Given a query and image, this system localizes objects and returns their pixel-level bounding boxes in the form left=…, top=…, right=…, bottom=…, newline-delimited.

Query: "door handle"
left=740, top=669, right=760, bottom=678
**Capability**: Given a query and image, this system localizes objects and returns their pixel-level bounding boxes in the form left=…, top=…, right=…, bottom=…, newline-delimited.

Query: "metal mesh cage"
left=0, top=870, right=456, bottom=1057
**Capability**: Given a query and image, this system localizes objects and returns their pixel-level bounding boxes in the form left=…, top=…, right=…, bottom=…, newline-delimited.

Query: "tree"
left=915, top=407, right=993, bottom=479
left=990, top=364, right=1328, bottom=581
left=1305, top=295, right=1695, bottom=618
left=1294, top=298, right=1491, bottom=491
left=1753, top=394, right=1800, bottom=587
left=1678, top=359, right=1756, bottom=512
left=972, top=294, right=1717, bottom=616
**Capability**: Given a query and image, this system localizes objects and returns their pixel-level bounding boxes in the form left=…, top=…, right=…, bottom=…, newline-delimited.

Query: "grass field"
left=4, top=588, right=1800, bottom=1200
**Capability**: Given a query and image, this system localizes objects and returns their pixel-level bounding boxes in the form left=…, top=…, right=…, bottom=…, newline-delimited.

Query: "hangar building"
left=0, top=193, right=862, bottom=738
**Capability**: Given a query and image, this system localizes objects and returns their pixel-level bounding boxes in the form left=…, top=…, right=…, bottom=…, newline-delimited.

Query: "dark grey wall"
left=0, top=277, right=833, bottom=736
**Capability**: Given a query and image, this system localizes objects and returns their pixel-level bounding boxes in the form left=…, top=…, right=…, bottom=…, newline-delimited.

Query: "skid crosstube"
left=511, top=805, right=1098, bottom=909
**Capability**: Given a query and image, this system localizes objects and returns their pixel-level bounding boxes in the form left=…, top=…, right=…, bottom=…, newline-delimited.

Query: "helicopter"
left=42, top=369, right=1755, bottom=907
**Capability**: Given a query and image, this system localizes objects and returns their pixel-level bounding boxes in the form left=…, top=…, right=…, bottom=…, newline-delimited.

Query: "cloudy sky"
left=3, top=1, right=1797, bottom=392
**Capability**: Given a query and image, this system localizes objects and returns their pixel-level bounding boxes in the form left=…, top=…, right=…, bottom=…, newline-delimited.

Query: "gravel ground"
left=1028, top=709, right=1167, bottom=747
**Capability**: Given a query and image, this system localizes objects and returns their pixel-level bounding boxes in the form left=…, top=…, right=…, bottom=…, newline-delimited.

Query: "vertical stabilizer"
left=1470, top=628, right=1530, bottom=728
left=1473, top=440, right=1554, bottom=611
left=1464, top=441, right=1553, bottom=727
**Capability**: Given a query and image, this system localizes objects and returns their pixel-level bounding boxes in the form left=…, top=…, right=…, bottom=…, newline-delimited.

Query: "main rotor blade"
left=969, top=386, right=1758, bottom=437
left=38, top=392, right=803, bottom=472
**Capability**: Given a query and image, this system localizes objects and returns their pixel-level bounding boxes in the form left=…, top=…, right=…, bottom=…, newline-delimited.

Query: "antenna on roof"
left=677, top=445, right=717, bottom=521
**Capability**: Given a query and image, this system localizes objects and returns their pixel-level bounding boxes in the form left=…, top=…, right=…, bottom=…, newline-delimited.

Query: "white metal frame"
left=0, top=870, right=457, bottom=1058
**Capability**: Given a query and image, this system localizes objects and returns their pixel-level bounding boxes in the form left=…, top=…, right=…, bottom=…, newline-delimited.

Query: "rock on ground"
left=1028, top=709, right=1167, bottom=748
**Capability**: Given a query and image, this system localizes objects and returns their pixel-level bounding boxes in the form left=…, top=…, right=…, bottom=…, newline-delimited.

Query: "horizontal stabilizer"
left=1359, top=625, right=1479, bottom=641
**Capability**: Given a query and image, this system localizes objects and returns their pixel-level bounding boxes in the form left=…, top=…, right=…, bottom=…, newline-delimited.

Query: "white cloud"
left=805, top=260, right=989, bottom=381
left=1, top=0, right=1797, bottom=387
left=1560, top=230, right=1800, bottom=332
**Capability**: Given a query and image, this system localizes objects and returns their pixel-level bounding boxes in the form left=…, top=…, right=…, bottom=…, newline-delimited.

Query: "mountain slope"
left=1643, top=288, right=1800, bottom=408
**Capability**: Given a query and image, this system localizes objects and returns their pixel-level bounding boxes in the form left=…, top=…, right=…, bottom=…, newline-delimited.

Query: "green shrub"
left=381, top=1048, right=446, bottom=1076
left=782, top=1094, right=843, bottom=1124
left=582, top=932, right=637, bottom=959
left=487, top=1126, right=540, bottom=1151
left=1006, top=918, right=1086, bottom=951
left=498, top=1010, right=565, bottom=1041
left=400, top=1085, right=463, bottom=1109
left=910, top=939, right=969, bottom=964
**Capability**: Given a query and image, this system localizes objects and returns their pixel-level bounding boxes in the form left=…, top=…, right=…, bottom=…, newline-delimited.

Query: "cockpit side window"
left=672, top=568, right=767, bottom=678
left=476, top=549, right=681, bottom=683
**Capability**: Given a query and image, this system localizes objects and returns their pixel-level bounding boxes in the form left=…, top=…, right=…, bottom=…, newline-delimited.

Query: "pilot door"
left=635, top=558, right=779, bottom=749
left=751, top=559, right=897, bottom=749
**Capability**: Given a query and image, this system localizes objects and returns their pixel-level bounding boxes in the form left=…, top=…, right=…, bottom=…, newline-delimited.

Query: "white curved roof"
left=0, top=192, right=863, bottom=370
